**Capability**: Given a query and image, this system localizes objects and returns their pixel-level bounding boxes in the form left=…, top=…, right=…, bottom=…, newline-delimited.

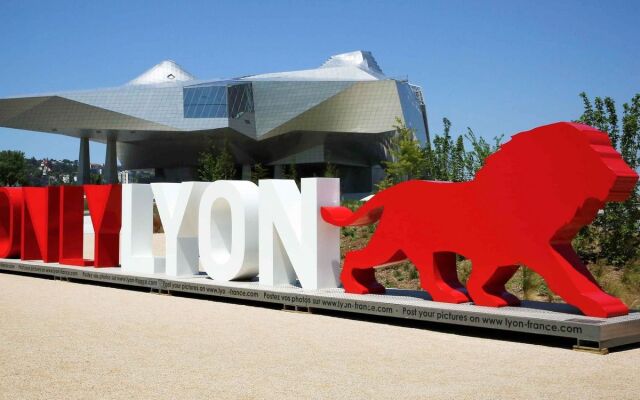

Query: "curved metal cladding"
left=0, top=51, right=429, bottom=192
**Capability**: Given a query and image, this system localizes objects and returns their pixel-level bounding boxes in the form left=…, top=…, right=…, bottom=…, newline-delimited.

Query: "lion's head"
left=475, top=122, right=638, bottom=240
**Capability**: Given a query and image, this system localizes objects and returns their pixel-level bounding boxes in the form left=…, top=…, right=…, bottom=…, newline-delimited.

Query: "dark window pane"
left=227, top=83, right=254, bottom=119
left=183, top=84, right=229, bottom=118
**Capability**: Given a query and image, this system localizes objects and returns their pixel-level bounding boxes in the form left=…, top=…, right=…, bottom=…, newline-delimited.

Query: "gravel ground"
left=1, top=272, right=639, bottom=399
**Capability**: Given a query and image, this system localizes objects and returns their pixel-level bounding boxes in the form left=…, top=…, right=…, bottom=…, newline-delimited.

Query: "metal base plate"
left=1, top=259, right=639, bottom=350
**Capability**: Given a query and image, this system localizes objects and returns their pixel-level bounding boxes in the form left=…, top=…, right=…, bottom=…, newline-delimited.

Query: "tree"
left=90, top=173, right=103, bottom=185
left=378, top=117, right=503, bottom=190
left=0, top=150, right=28, bottom=186
left=198, top=140, right=237, bottom=181
left=378, top=117, right=425, bottom=189
left=24, top=157, right=42, bottom=186
left=451, top=135, right=466, bottom=182
left=250, top=163, right=269, bottom=184
left=324, top=162, right=339, bottom=178
left=575, top=93, right=640, bottom=267
left=430, top=118, right=454, bottom=180
left=423, top=118, right=502, bottom=182
left=283, top=162, right=298, bottom=185
left=464, top=128, right=503, bottom=176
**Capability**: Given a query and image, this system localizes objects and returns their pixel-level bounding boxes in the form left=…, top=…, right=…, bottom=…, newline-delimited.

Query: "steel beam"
left=78, top=137, right=90, bottom=184
left=104, top=137, right=118, bottom=184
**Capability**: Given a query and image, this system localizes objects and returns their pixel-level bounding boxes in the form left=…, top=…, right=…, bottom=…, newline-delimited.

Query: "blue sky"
left=0, top=0, right=638, bottom=163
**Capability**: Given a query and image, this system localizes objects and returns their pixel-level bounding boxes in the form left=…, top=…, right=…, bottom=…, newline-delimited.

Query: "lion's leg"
left=343, top=266, right=384, bottom=295
left=341, top=233, right=405, bottom=295
left=408, top=251, right=469, bottom=303
left=467, top=263, right=520, bottom=307
left=525, top=245, right=628, bottom=318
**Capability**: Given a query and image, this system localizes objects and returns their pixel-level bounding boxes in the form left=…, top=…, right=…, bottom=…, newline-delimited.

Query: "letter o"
left=198, top=181, right=259, bottom=281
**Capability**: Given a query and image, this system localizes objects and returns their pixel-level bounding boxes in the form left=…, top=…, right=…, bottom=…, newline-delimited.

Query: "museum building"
left=0, top=51, right=429, bottom=194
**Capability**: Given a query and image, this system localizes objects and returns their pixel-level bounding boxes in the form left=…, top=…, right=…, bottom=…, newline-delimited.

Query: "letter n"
left=21, top=187, right=60, bottom=262
left=259, top=178, right=340, bottom=290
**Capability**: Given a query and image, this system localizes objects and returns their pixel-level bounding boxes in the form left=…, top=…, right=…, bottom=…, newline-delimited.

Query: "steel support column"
left=104, top=137, right=118, bottom=184
left=78, top=137, right=90, bottom=184
left=273, top=165, right=284, bottom=178
left=241, top=164, right=251, bottom=181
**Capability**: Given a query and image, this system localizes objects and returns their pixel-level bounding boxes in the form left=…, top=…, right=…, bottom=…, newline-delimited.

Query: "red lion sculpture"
left=321, top=122, right=638, bottom=318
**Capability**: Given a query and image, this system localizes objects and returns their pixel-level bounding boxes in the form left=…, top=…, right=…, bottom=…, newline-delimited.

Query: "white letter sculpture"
left=198, top=181, right=259, bottom=281
left=120, top=184, right=165, bottom=274
left=259, top=178, right=341, bottom=289
left=152, top=182, right=209, bottom=276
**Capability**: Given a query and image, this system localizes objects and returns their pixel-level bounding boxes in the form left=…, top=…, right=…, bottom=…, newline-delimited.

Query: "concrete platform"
left=1, top=258, right=639, bottom=351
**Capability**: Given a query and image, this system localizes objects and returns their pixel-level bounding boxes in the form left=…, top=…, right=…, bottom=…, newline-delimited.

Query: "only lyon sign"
left=0, top=122, right=637, bottom=318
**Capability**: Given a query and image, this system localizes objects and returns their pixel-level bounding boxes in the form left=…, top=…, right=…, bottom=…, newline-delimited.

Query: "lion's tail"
left=321, top=193, right=385, bottom=227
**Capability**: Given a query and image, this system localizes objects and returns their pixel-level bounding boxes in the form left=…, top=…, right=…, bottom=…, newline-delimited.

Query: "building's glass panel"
left=397, top=81, right=427, bottom=144
left=183, top=81, right=253, bottom=119
left=228, top=83, right=254, bottom=119
left=251, top=81, right=355, bottom=134
left=183, top=85, right=227, bottom=118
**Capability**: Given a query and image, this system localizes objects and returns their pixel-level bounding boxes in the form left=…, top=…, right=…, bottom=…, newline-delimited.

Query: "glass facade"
left=254, top=80, right=403, bottom=139
left=397, top=81, right=427, bottom=144
left=183, top=84, right=227, bottom=118
left=228, top=83, right=254, bottom=119
left=183, top=82, right=254, bottom=119
left=251, top=81, right=355, bottom=134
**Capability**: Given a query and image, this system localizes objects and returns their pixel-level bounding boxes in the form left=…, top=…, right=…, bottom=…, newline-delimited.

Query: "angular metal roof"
left=243, top=51, right=385, bottom=81
left=321, top=51, right=383, bottom=74
left=0, top=51, right=427, bottom=145
left=127, top=60, right=196, bottom=86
